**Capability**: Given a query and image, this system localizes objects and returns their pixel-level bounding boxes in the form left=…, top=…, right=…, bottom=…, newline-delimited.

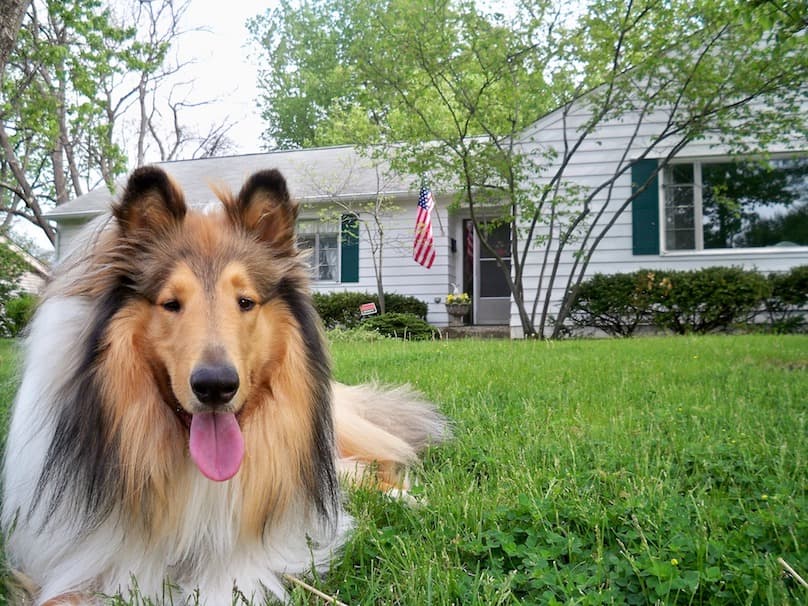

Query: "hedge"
left=1, top=293, right=38, bottom=337
left=652, top=267, right=770, bottom=334
left=312, top=291, right=428, bottom=329
left=764, top=265, right=808, bottom=332
left=570, top=266, right=806, bottom=336
left=568, top=270, right=660, bottom=337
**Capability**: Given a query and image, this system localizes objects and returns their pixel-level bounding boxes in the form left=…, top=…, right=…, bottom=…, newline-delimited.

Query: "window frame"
left=298, top=220, right=342, bottom=283
left=659, top=154, right=808, bottom=255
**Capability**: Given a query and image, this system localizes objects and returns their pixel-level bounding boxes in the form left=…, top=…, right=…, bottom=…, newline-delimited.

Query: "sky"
left=176, top=0, right=276, bottom=155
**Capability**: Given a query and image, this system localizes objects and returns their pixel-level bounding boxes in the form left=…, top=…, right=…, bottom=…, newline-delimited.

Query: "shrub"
left=312, top=292, right=367, bottom=328
left=3, top=293, right=38, bottom=337
left=382, top=292, right=428, bottom=318
left=569, top=271, right=668, bottom=337
left=0, top=240, right=30, bottom=337
left=569, top=266, right=793, bottom=336
left=764, top=265, right=808, bottom=333
left=313, top=291, right=427, bottom=328
left=651, top=266, right=770, bottom=334
left=360, top=312, right=439, bottom=340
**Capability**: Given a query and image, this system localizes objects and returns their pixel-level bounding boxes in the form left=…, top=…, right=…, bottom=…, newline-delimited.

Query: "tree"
left=538, top=0, right=807, bottom=337
left=121, top=0, right=236, bottom=166
left=0, top=0, right=235, bottom=246
left=252, top=0, right=808, bottom=338
left=0, top=0, right=125, bottom=244
left=248, top=0, right=376, bottom=149
left=298, top=154, right=403, bottom=313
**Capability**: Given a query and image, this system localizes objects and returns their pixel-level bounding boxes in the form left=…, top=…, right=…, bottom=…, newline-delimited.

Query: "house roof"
left=48, top=145, right=417, bottom=220
left=0, top=235, right=49, bottom=277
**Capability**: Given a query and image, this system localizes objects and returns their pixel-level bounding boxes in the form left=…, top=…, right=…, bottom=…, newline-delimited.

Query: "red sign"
left=359, top=302, right=378, bottom=316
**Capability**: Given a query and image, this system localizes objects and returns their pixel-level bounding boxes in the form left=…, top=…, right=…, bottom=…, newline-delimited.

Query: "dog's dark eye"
left=238, top=297, right=256, bottom=311
left=162, top=300, right=181, bottom=313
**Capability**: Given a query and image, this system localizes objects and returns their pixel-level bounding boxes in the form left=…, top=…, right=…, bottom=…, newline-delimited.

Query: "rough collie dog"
left=2, top=167, right=448, bottom=605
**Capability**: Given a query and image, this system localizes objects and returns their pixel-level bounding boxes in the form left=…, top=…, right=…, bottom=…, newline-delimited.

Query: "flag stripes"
left=413, top=186, right=436, bottom=268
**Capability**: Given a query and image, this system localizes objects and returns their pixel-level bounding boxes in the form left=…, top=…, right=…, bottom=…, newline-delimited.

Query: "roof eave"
left=46, top=209, right=106, bottom=221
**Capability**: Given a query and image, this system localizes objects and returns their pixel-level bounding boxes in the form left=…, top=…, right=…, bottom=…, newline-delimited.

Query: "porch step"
left=442, top=325, right=510, bottom=339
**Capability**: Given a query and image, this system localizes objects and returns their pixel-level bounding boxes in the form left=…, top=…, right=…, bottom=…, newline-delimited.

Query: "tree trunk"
left=0, top=0, right=30, bottom=74
left=372, top=216, right=385, bottom=314
left=0, top=122, right=56, bottom=244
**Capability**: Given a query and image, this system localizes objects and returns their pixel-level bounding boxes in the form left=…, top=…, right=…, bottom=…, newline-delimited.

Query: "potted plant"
left=445, top=292, right=471, bottom=326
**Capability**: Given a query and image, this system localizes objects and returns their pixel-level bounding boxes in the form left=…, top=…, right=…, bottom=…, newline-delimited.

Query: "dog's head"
left=110, top=167, right=318, bottom=484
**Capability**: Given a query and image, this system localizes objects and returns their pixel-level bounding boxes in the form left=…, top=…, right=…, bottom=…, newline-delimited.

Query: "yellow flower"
left=671, top=558, right=679, bottom=566
left=446, top=293, right=470, bottom=304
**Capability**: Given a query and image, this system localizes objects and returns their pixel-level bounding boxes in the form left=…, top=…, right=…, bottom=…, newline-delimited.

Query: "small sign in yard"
left=359, top=302, right=378, bottom=317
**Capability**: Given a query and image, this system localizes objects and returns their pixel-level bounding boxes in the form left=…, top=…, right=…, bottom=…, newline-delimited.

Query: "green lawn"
left=0, top=340, right=18, bottom=443
left=1, top=335, right=806, bottom=604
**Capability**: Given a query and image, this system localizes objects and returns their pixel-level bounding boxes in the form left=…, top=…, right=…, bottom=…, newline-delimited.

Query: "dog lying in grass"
left=2, top=166, right=448, bottom=605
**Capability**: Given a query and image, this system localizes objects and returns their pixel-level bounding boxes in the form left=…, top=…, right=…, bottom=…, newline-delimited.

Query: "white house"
left=511, top=99, right=808, bottom=337
left=48, top=146, right=467, bottom=328
left=0, top=235, right=49, bottom=296
left=47, top=105, right=808, bottom=338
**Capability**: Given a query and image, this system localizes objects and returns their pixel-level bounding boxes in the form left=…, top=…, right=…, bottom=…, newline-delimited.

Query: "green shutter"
left=340, top=214, right=359, bottom=283
left=631, top=159, right=660, bottom=255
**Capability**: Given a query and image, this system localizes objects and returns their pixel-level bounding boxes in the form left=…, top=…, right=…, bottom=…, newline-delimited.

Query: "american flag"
left=413, top=186, right=436, bottom=268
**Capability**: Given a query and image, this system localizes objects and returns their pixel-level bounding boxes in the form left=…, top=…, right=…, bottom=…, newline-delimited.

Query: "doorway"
left=463, top=219, right=511, bottom=325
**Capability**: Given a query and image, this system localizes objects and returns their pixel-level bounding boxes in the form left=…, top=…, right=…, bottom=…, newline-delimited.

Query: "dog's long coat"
left=2, top=167, right=447, bottom=605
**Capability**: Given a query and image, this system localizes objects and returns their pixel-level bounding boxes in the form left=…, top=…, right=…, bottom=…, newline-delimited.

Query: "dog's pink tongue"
left=189, top=412, right=244, bottom=482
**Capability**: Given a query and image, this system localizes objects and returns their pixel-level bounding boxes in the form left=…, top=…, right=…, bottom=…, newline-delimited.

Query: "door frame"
left=462, top=217, right=511, bottom=326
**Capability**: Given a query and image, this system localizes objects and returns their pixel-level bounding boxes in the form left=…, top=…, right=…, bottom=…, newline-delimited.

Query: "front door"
left=467, top=220, right=511, bottom=325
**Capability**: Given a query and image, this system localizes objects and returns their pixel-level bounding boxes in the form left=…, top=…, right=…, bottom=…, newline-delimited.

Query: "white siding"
left=513, top=102, right=808, bottom=338
left=16, top=270, right=46, bottom=295
left=0, top=236, right=49, bottom=296
left=53, top=198, right=460, bottom=328
left=309, top=194, right=456, bottom=326
left=57, top=219, right=94, bottom=259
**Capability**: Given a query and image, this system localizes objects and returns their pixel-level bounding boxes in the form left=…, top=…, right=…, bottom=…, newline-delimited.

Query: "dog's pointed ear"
left=231, top=169, right=298, bottom=255
left=113, top=166, right=186, bottom=237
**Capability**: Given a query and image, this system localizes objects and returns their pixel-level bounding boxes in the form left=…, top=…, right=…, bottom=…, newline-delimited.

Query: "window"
left=297, top=215, right=359, bottom=283
left=662, top=156, right=808, bottom=251
left=663, top=164, right=696, bottom=250
left=298, top=221, right=340, bottom=281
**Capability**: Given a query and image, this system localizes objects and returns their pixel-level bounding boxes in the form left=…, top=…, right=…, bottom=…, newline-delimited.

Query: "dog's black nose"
left=190, top=364, right=239, bottom=405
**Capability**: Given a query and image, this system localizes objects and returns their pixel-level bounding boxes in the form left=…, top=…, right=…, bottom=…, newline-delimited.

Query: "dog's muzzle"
left=190, top=363, right=239, bottom=406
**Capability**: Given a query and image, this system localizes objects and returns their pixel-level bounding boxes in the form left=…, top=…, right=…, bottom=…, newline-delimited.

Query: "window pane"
left=670, top=185, right=694, bottom=207
left=666, top=230, right=695, bottom=251
left=479, top=223, right=511, bottom=260
left=670, top=164, right=694, bottom=184
left=479, top=259, right=511, bottom=297
left=299, top=236, right=316, bottom=277
left=664, top=167, right=696, bottom=251
left=702, top=157, right=808, bottom=248
left=318, top=235, right=339, bottom=281
left=666, top=205, right=694, bottom=230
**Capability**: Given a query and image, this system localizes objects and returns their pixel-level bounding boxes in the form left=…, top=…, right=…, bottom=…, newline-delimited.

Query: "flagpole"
left=432, top=194, right=445, bottom=236
left=420, top=178, right=445, bottom=235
